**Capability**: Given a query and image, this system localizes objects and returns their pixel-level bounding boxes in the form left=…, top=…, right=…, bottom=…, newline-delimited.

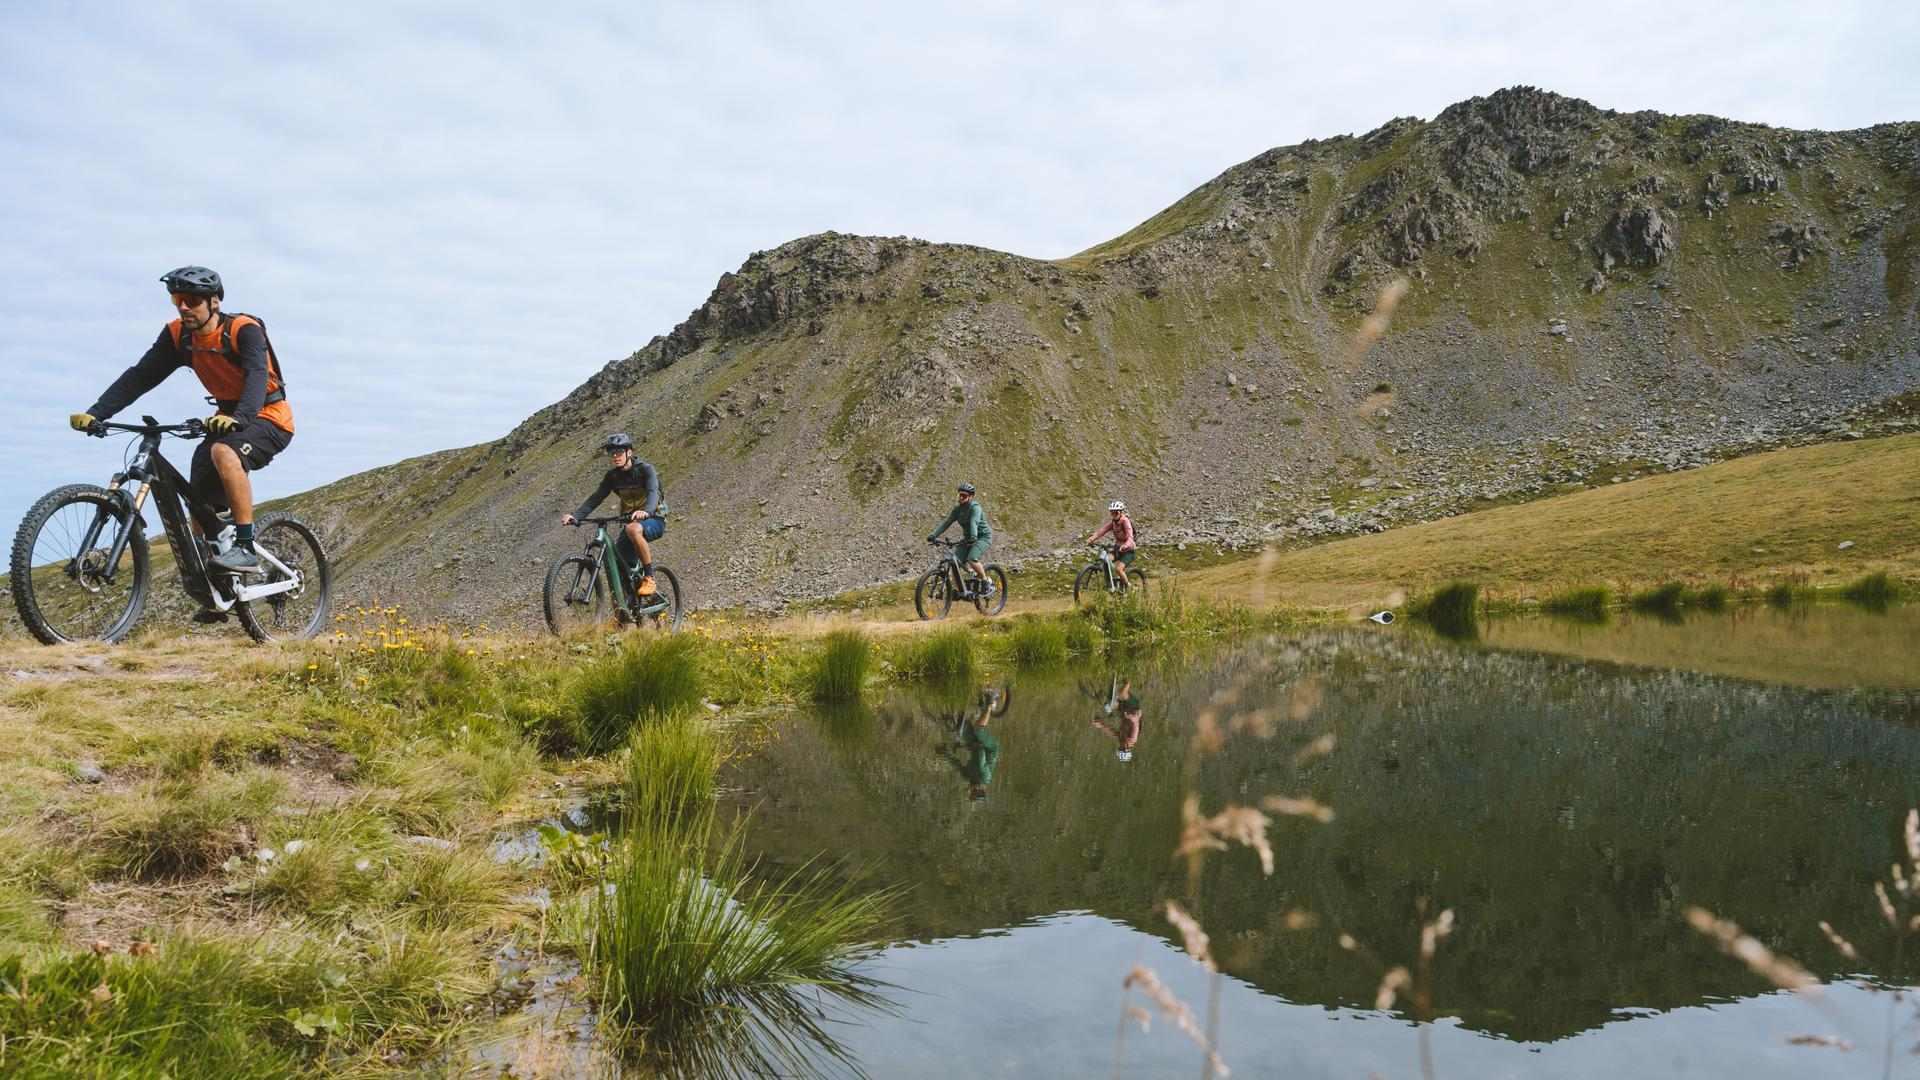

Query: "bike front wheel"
left=914, top=568, right=953, bottom=621
left=633, top=566, right=683, bottom=632
left=9, top=483, right=149, bottom=645
left=1072, top=564, right=1103, bottom=608
left=544, top=555, right=607, bottom=636
left=973, top=565, right=1009, bottom=615
left=236, top=512, right=332, bottom=643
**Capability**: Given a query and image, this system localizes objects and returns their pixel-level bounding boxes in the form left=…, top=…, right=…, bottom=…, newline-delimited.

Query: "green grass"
left=1006, top=616, right=1070, bottom=668
left=891, top=628, right=979, bottom=683
left=94, top=769, right=286, bottom=880
left=566, top=636, right=705, bottom=755
left=626, top=711, right=725, bottom=832
left=1693, top=583, right=1733, bottom=612
left=1766, top=579, right=1814, bottom=609
left=1627, top=582, right=1687, bottom=617
left=1410, top=581, right=1481, bottom=639
left=1840, top=571, right=1904, bottom=612
left=579, top=730, right=891, bottom=1076
left=1181, top=433, right=1920, bottom=609
left=808, top=630, right=873, bottom=702
left=0, top=924, right=485, bottom=1079
left=1541, top=586, right=1611, bottom=621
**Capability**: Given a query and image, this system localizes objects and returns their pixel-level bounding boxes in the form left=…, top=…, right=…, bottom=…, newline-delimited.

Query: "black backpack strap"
left=219, top=312, right=288, bottom=399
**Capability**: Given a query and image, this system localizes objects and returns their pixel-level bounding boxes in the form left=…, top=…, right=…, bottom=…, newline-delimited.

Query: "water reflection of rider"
left=937, top=687, right=1004, bottom=801
left=1090, top=677, right=1142, bottom=761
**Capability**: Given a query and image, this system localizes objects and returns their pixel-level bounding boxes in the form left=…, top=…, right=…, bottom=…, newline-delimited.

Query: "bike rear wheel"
left=632, top=566, right=683, bottom=632
left=236, top=512, right=332, bottom=643
left=544, top=555, right=607, bottom=636
left=9, top=483, right=149, bottom=645
left=914, top=567, right=953, bottom=620
left=973, top=565, right=1009, bottom=615
left=1128, top=566, right=1150, bottom=601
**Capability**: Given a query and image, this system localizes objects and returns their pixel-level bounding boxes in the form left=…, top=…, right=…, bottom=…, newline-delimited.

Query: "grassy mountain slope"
left=289, top=87, right=1920, bottom=622
left=1180, top=430, right=1920, bottom=609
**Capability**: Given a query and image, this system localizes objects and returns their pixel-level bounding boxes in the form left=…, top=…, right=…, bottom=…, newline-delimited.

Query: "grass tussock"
left=567, top=635, right=705, bottom=755
left=1541, top=586, right=1611, bottom=621
left=626, top=711, right=725, bottom=832
left=1766, top=578, right=1814, bottom=609
left=1692, top=582, right=1733, bottom=612
left=808, top=630, right=872, bottom=702
left=94, top=769, right=286, bottom=880
left=892, top=628, right=979, bottom=683
left=1627, top=581, right=1688, bottom=617
left=1840, top=571, right=1904, bottom=612
left=583, top=806, right=890, bottom=1076
left=1006, top=617, right=1070, bottom=668
left=1410, top=581, right=1481, bottom=639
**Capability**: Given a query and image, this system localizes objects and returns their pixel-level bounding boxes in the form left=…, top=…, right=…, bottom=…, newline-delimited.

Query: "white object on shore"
left=1368, top=611, right=1395, bottom=625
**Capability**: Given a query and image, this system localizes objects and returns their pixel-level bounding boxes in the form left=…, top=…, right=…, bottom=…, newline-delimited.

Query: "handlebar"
left=88, top=417, right=205, bottom=439
left=568, top=515, right=632, bottom=526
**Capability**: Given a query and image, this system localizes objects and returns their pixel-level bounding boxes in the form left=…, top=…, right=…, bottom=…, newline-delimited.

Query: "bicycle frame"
left=579, top=518, right=670, bottom=618
left=85, top=417, right=302, bottom=612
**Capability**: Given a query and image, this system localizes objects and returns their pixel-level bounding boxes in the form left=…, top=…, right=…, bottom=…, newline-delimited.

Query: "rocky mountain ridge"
left=290, top=87, right=1920, bottom=620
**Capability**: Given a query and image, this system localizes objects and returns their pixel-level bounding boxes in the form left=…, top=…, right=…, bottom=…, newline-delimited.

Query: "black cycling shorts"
left=191, top=417, right=292, bottom=511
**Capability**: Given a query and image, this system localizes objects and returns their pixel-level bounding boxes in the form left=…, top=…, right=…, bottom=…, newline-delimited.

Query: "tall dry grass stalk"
left=1121, top=965, right=1229, bottom=1078
left=1344, top=278, right=1412, bottom=366
left=1684, top=907, right=1818, bottom=992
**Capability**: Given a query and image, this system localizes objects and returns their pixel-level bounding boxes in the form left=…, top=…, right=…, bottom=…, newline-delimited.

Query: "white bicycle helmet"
left=1107, top=500, right=1126, bottom=512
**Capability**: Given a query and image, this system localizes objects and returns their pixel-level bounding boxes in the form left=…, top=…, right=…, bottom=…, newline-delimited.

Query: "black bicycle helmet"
left=159, top=265, right=224, bottom=299
left=957, top=482, right=976, bottom=494
left=602, top=433, right=634, bottom=452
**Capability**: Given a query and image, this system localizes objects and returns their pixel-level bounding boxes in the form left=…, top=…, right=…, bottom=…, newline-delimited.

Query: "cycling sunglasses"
left=169, top=293, right=210, bottom=309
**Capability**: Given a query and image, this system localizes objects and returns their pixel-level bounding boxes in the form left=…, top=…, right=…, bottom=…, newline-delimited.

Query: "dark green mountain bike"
left=915, top=539, right=1008, bottom=620
left=9, top=416, right=331, bottom=644
left=544, top=516, right=683, bottom=635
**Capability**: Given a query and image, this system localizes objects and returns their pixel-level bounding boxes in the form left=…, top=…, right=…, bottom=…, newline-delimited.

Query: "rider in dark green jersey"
left=928, top=482, right=993, bottom=595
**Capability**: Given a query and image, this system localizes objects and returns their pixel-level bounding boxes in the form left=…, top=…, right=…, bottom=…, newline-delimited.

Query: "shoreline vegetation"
left=0, top=592, right=1292, bottom=1076
left=0, top=576, right=1912, bottom=1073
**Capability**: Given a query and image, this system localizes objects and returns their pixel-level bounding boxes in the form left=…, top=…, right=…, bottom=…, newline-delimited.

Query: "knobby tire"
left=9, top=483, right=149, bottom=645
left=235, top=511, right=332, bottom=643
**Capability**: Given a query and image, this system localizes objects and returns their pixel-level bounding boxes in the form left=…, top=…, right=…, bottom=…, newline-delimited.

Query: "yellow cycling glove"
left=205, top=414, right=240, bottom=435
left=70, top=413, right=96, bottom=432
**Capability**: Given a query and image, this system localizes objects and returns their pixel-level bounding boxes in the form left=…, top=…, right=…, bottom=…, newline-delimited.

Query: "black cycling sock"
left=235, top=523, right=255, bottom=550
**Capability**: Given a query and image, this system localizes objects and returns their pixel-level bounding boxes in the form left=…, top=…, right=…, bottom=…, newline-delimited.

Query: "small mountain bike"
left=1073, top=544, right=1150, bottom=606
left=914, top=539, right=1008, bottom=620
left=544, top=516, right=683, bottom=635
left=9, top=416, right=331, bottom=644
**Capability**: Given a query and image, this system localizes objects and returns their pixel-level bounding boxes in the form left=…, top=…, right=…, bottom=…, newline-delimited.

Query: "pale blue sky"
left=3, top=0, right=1915, bottom=527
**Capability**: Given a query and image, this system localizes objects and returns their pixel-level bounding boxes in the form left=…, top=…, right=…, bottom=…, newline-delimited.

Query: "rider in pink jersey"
left=1086, top=500, right=1137, bottom=588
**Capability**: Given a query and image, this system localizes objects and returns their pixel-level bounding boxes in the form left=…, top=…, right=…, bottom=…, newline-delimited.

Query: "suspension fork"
left=67, top=481, right=145, bottom=584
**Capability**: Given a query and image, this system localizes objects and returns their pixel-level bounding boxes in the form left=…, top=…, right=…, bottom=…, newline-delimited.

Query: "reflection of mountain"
left=725, top=631, right=1920, bottom=1043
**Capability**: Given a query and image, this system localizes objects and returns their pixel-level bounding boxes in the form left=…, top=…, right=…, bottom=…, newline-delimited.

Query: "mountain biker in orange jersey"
left=1087, top=500, right=1136, bottom=588
left=70, top=267, right=293, bottom=587
left=928, top=482, right=993, bottom=596
left=561, top=434, right=665, bottom=597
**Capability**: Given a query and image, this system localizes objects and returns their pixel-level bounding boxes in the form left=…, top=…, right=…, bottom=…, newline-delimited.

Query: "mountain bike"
left=914, top=539, right=1008, bottom=620
left=544, top=516, right=683, bottom=635
left=1072, top=544, right=1150, bottom=606
left=9, top=416, right=331, bottom=644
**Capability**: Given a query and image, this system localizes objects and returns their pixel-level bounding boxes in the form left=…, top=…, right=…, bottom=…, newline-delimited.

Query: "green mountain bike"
left=544, top=516, right=683, bottom=635
left=1072, top=543, right=1150, bottom=606
left=9, top=416, right=331, bottom=644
